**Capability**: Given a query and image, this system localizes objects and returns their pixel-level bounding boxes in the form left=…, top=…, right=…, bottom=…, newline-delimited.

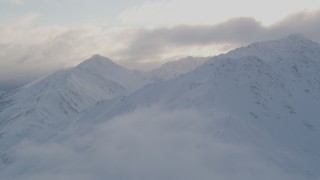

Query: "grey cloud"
left=121, top=17, right=266, bottom=59
left=271, top=10, right=320, bottom=39
left=122, top=10, right=320, bottom=60
left=0, top=106, right=305, bottom=180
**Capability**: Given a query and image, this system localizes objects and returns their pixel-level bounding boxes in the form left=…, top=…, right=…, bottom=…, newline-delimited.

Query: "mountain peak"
left=77, top=54, right=121, bottom=70
left=90, top=54, right=108, bottom=60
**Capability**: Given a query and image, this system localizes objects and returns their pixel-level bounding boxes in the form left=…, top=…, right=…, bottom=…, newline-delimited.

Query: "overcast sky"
left=1, top=0, right=320, bottom=91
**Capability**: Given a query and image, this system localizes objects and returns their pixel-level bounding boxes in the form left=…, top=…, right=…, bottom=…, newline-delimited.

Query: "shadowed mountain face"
left=1, top=35, right=320, bottom=179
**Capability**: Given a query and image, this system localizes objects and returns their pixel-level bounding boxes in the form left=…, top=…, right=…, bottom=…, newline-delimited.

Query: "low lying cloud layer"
left=1, top=106, right=307, bottom=180
left=1, top=9, right=320, bottom=91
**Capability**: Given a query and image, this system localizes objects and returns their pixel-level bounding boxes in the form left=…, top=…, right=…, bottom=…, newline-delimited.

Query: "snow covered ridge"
left=0, top=53, right=209, bottom=167
left=0, top=54, right=144, bottom=129
left=1, top=34, right=320, bottom=179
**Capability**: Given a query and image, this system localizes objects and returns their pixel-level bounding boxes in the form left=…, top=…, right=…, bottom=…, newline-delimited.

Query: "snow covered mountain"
left=1, top=35, right=320, bottom=179
left=0, top=54, right=148, bottom=166
left=0, top=54, right=146, bottom=126
left=68, top=35, right=320, bottom=179
left=0, top=53, right=207, bottom=169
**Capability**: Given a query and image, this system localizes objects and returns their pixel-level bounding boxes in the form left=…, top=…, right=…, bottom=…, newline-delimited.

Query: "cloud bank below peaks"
left=1, top=106, right=308, bottom=180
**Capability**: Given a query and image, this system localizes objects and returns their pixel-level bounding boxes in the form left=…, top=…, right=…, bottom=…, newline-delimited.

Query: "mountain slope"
left=0, top=54, right=148, bottom=166
left=72, top=35, right=320, bottom=179
left=0, top=54, right=213, bottom=168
